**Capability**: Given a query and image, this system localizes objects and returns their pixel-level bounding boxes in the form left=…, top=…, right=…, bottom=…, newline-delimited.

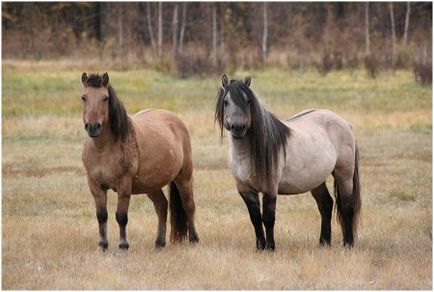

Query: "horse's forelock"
left=229, top=82, right=252, bottom=114
left=85, top=74, right=104, bottom=88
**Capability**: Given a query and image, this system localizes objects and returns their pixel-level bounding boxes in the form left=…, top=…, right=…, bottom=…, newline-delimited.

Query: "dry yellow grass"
left=2, top=64, right=432, bottom=289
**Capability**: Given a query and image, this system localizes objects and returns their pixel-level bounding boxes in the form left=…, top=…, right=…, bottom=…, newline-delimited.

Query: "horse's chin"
left=87, top=131, right=101, bottom=138
left=231, top=131, right=246, bottom=140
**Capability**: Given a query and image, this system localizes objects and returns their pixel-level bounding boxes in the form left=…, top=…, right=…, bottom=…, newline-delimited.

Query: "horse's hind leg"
left=334, top=169, right=356, bottom=247
left=311, top=182, right=333, bottom=246
left=147, top=190, right=168, bottom=248
left=174, top=177, right=199, bottom=243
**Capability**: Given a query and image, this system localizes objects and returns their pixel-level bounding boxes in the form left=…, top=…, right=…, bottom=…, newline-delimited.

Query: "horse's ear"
left=222, top=74, right=229, bottom=88
left=81, top=72, right=88, bottom=86
left=244, top=76, right=251, bottom=87
left=102, top=72, right=109, bottom=87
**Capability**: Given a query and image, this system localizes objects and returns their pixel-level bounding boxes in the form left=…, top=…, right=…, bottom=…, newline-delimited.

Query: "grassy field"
left=2, top=60, right=432, bottom=289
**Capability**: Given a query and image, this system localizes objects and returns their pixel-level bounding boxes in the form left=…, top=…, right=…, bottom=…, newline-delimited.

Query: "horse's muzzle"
left=85, top=122, right=102, bottom=137
left=230, top=123, right=247, bottom=139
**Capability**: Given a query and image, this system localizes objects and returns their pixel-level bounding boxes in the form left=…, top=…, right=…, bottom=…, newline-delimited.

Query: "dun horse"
left=81, top=72, right=199, bottom=250
left=215, top=74, right=361, bottom=251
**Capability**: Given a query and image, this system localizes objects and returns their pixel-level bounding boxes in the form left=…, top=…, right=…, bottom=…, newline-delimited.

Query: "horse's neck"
left=228, top=133, right=251, bottom=164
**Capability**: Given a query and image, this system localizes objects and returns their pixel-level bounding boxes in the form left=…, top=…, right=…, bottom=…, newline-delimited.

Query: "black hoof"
left=189, top=234, right=200, bottom=244
left=256, top=239, right=266, bottom=251
left=119, top=242, right=129, bottom=250
left=343, top=236, right=354, bottom=248
left=343, top=242, right=354, bottom=248
left=319, top=239, right=331, bottom=247
left=155, top=238, right=166, bottom=249
left=265, top=243, right=275, bottom=252
left=98, top=241, right=108, bottom=251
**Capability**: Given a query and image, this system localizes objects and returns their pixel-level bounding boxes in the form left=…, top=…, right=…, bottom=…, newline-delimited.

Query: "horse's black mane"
left=215, top=80, right=290, bottom=188
left=85, top=73, right=130, bottom=141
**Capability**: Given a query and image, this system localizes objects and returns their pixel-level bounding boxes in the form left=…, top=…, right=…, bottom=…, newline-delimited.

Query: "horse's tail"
left=334, top=144, right=361, bottom=243
left=351, top=145, right=362, bottom=238
left=169, top=181, right=188, bottom=242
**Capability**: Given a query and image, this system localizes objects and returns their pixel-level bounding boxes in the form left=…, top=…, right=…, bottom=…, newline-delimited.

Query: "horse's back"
left=287, top=109, right=349, bottom=126
left=286, top=109, right=354, bottom=144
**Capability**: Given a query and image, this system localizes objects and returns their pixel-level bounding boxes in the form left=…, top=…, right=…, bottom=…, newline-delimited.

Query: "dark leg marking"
left=148, top=190, right=168, bottom=249
left=262, top=194, right=277, bottom=251
left=116, top=212, right=129, bottom=250
left=334, top=179, right=356, bottom=248
left=341, top=200, right=355, bottom=247
left=96, top=207, right=108, bottom=250
left=311, top=183, right=333, bottom=246
left=239, top=192, right=266, bottom=250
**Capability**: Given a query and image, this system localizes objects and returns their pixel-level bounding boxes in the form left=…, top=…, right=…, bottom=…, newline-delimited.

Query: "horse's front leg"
left=116, top=177, right=132, bottom=250
left=88, top=177, right=108, bottom=251
left=239, top=191, right=266, bottom=250
left=262, top=193, right=277, bottom=251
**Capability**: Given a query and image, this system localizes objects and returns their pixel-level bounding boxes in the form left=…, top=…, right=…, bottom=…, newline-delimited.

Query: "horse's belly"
left=278, top=161, right=335, bottom=195
left=131, top=179, right=170, bottom=194
left=131, top=159, right=181, bottom=194
left=278, top=175, right=328, bottom=194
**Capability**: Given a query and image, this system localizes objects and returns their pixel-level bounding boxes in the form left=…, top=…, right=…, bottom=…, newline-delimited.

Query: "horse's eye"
left=247, top=99, right=250, bottom=104
left=224, top=100, right=229, bottom=106
left=81, top=96, right=86, bottom=101
left=103, top=96, right=109, bottom=102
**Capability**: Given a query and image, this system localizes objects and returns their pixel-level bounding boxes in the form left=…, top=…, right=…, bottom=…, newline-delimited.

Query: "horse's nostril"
left=231, top=124, right=235, bottom=129
left=84, top=123, right=90, bottom=131
left=96, top=123, right=102, bottom=129
left=242, top=124, right=246, bottom=129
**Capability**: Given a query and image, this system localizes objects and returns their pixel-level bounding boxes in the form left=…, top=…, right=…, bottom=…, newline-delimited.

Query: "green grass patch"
left=388, top=189, right=416, bottom=202
left=3, top=67, right=431, bottom=117
left=409, top=123, right=432, bottom=134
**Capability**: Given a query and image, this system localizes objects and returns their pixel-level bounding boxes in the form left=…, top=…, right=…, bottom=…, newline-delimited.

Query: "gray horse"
left=215, top=74, right=361, bottom=251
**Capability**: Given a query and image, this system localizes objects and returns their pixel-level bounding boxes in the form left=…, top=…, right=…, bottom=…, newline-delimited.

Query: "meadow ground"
left=2, top=60, right=432, bottom=289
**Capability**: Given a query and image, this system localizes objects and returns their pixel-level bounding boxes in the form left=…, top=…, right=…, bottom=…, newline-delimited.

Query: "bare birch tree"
left=403, top=2, right=411, bottom=47
left=146, top=2, right=156, bottom=51
left=118, top=5, right=124, bottom=51
left=262, top=2, right=268, bottom=60
left=212, top=3, right=218, bottom=60
left=389, top=2, right=396, bottom=67
left=172, top=3, right=179, bottom=56
left=178, top=3, right=187, bottom=53
left=219, top=3, right=225, bottom=61
left=158, top=2, right=162, bottom=58
left=365, top=2, right=370, bottom=55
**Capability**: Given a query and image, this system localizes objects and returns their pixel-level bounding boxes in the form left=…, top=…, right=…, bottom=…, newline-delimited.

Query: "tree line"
left=2, top=2, right=432, bottom=80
